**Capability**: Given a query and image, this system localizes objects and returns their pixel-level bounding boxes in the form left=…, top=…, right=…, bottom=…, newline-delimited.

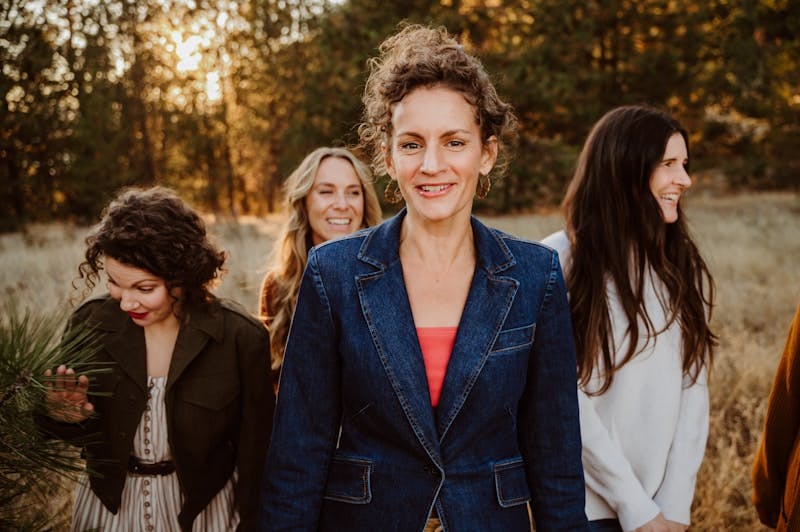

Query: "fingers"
left=43, top=365, right=92, bottom=423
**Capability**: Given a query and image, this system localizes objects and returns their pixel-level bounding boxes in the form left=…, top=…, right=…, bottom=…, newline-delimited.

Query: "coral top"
left=417, top=327, right=457, bottom=407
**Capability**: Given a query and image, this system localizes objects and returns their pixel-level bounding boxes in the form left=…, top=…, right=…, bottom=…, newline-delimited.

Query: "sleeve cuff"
left=616, top=497, right=661, bottom=532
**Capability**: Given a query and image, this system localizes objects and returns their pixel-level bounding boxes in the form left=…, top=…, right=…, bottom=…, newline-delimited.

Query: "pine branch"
left=0, top=303, right=108, bottom=529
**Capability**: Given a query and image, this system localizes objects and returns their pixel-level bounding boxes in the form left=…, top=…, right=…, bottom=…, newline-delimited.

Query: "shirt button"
left=144, top=480, right=150, bottom=486
left=144, top=449, right=150, bottom=455
left=145, top=501, right=151, bottom=508
left=144, top=439, right=150, bottom=444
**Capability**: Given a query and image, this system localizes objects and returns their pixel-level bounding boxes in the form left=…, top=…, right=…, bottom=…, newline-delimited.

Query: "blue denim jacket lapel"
left=356, top=212, right=520, bottom=460
left=436, top=217, right=519, bottom=439
left=356, top=211, right=443, bottom=467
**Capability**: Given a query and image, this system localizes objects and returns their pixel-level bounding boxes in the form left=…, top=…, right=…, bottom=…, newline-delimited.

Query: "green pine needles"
left=0, top=304, right=106, bottom=530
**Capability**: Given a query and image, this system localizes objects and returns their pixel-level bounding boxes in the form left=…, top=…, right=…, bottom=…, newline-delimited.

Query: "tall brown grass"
left=2, top=192, right=797, bottom=530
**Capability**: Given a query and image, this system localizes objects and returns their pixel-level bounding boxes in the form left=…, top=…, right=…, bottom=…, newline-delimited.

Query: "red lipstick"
left=128, top=311, right=148, bottom=320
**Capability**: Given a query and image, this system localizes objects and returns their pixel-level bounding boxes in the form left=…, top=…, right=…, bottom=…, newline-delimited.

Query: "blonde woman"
left=260, top=147, right=382, bottom=386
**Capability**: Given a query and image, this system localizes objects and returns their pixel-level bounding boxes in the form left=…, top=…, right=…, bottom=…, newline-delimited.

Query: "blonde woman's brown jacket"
left=754, top=304, right=800, bottom=531
left=38, top=295, right=274, bottom=531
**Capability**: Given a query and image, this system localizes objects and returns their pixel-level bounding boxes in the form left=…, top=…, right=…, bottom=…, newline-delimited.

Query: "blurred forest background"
left=2, top=0, right=799, bottom=232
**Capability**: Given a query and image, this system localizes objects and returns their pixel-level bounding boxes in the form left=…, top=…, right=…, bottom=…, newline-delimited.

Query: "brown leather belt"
left=128, top=456, right=176, bottom=476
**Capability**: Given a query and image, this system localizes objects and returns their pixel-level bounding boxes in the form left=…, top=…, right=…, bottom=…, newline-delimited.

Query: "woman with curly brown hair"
left=543, top=105, right=717, bottom=532
left=39, top=186, right=274, bottom=531
left=259, top=25, right=587, bottom=531
left=259, top=147, right=381, bottom=388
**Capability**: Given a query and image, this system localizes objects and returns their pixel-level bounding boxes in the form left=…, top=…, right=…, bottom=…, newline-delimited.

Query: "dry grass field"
left=2, top=191, right=798, bottom=530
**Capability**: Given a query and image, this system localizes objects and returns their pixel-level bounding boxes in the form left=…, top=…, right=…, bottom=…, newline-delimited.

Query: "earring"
left=384, top=180, right=403, bottom=204
left=476, top=174, right=492, bottom=199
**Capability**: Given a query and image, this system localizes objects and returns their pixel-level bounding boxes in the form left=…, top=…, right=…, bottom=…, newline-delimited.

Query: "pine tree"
left=0, top=305, right=106, bottom=530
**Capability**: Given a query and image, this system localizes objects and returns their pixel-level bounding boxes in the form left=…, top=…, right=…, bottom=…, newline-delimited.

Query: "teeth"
left=421, top=185, right=448, bottom=192
left=327, top=218, right=351, bottom=225
left=661, top=193, right=678, bottom=202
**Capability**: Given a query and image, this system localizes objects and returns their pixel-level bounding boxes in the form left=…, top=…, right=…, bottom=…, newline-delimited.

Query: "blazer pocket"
left=180, top=376, right=240, bottom=410
left=323, top=454, right=373, bottom=504
left=493, top=457, right=531, bottom=508
left=491, top=324, right=535, bottom=355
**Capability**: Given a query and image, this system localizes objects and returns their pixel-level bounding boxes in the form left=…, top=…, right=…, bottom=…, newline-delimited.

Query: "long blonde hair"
left=261, top=147, right=382, bottom=372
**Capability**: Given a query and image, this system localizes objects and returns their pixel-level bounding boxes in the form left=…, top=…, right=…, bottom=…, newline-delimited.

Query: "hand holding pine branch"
left=43, top=364, right=95, bottom=423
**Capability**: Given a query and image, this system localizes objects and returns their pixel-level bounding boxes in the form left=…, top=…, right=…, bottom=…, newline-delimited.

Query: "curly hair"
left=562, top=105, right=717, bottom=394
left=260, top=147, right=382, bottom=371
left=77, top=186, right=226, bottom=316
left=358, top=24, right=517, bottom=181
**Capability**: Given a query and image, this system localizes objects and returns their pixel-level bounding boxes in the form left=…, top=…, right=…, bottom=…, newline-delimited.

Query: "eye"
left=349, top=189, right=362, bottom=197
left=399, top=141, right=421, bottom=151
left=317, top=188, right=333, bottom=195
left=138, top=286, right=155, bottom=293
left=447, top=139, right=466, bottom=148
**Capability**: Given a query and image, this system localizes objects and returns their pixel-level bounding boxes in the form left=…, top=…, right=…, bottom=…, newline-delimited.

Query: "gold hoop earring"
left=476, top=174, right=492, bottom=199
left=384, top=180, right=403, bottom=204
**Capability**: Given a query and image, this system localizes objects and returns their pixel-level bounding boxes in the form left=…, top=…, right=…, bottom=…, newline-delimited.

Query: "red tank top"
left=416, top=327, right=458, bottom=407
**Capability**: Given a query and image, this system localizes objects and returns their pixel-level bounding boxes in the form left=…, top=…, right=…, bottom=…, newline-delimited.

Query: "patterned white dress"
left=71, top=376, right=240, bottom=531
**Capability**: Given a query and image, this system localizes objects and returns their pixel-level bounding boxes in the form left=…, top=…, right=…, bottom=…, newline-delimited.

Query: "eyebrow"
left=395, top=128, right=474, bottom=138
left=313, top=181, right=361, bottom=188
left=106, top=273, right=159, bottom=286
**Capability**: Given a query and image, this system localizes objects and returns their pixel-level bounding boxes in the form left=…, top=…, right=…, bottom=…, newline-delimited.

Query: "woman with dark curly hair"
left=259, top=25, right=587, bottom=531
left=260, top=147, right=382, bottom=389
left=39, top=186, right=274, bottom=531
left=543, top=106, right=716, bottom=532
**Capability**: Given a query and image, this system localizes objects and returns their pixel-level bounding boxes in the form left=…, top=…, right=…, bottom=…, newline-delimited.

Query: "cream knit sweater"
left=543, top=230, right=709, bottom=531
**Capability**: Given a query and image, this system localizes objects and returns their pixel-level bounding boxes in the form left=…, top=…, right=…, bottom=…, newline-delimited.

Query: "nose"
left=421, top=146, right=444, bottom=175
left=332, top=190, right=348, bottom=209
left=119, top=291, right=139, bottom=311
left=676, top=167, right=692, bottom=188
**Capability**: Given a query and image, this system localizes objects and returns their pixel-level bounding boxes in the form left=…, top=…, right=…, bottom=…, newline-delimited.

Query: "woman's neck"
left=399, top=214, right=475, bottom=274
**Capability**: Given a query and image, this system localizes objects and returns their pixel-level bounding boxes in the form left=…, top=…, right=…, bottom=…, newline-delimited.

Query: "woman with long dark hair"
left=544, top=105, right=717, bottom=532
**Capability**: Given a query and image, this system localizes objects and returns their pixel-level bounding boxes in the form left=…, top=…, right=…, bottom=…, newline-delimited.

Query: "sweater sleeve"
left=752, top=305, right=800, bottom=528
left=579, top=391, right=662, bottom=531
left=653, top=366, right=710, bottom=525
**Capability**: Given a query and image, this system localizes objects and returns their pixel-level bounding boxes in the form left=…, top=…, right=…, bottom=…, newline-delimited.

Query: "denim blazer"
left=259, top=210, right=587, bottom=532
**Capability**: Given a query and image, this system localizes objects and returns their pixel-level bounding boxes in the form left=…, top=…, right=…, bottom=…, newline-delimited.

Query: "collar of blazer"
left=353, top=210, right=521, bottom=468
left=79, top=295, right=225, bottom=393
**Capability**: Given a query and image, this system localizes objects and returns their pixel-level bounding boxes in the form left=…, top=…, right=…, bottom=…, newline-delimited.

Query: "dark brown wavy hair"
left=358, top=24, right=517, bottom=181
left=562, top=105, right=717, bottom=394
left=77, top=186, right=226, bottom=317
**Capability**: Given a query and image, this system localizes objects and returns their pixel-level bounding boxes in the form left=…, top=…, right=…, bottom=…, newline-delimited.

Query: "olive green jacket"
left=39, top=295, right=274, bottom=531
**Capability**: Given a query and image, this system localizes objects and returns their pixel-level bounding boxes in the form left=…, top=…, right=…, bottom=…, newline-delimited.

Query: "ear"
left=480, top=136, right=498, bottom=176
left=381, top=141, right=396, bottom=179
